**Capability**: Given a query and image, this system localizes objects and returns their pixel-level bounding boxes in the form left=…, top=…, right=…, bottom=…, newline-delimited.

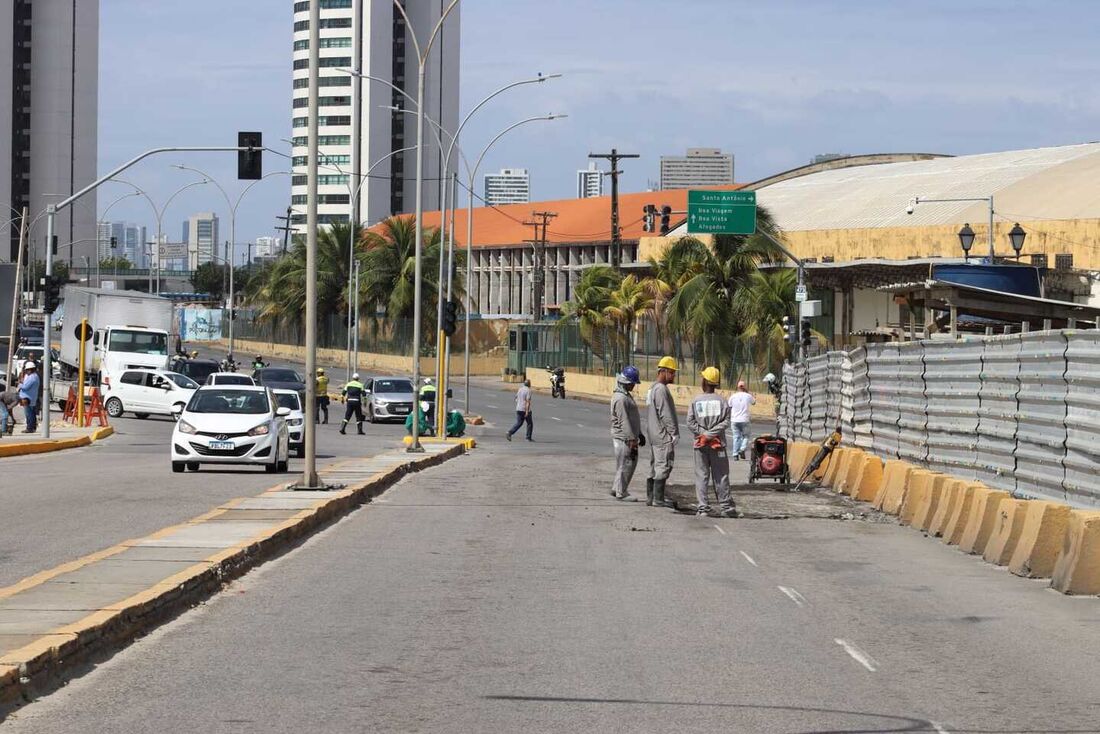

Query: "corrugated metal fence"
left=780, top=330, right=1100, bottom=507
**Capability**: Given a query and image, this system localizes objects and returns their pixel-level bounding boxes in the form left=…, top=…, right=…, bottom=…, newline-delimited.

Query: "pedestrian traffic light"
left=642, top=204, right=656, bottom=233
left=43, top=275, right=63, bottom=314
left=442, top=300, right=458, bottom=337
left=659, top=205, right=673, bottom=235
left=237, top=131, right=263, bottom=180
left=800, top=317, right=812, bottom=348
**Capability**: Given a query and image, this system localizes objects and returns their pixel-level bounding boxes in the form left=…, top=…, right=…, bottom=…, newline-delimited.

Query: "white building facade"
left=484, top=168, right=529, bottom=206
left=576, top=162, right=602, bottom=198
left=0, top=0, right=99, bottom=264
left=290, top=0, right=460, bottom=231
left=184, top=213, right=220, bottom=270
left=659, top=148, right=734, bottom=190
left=253, top=236, right=280, bottom=259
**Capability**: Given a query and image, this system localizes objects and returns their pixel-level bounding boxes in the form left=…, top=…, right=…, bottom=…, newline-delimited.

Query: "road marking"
left=834, top=638, right=878, bottom=672
left=576, top=423, right=585, bottom=429
left=487, top=404, right=499, bottom=409
left=777, top=585, right=806, bottom=607
left=713, top=524, right=726, bottom=535
left=930, top=723, right=950, bottom=734
left=739, top=551, right=757, bottom=566
left=551, top=416, right=562, bottom=421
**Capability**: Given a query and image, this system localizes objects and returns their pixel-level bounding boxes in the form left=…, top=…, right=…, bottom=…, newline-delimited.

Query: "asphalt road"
left=5, top=421, right=1100, bottom=732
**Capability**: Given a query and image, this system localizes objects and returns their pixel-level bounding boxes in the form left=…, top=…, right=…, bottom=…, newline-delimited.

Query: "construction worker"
left=645, top=356, right=679, bottom=509
left=609, top=365, right=643, bottom=501
left=315, top=368, right=330, bottom=424
left=340, top=372, right=366, bottom=435
left=688, top=367, right=738, bottom=518
left=728, top=380, right=757, bottom=460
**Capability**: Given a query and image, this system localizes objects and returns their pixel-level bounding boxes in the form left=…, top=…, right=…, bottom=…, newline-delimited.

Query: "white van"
left=104, top=369, right=199, bottom=419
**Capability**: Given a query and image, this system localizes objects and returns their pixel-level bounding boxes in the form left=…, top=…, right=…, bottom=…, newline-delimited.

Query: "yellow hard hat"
left=701, top=366, right=720, bottom=385
left=657, top=356, right=678, bottom=371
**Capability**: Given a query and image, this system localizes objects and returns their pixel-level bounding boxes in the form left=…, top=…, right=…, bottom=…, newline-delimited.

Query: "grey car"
left=364, top=376, right=416, bottom=423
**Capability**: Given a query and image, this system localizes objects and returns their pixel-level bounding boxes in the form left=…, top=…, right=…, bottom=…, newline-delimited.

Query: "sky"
left=98, top=0, right=1100, bottom=262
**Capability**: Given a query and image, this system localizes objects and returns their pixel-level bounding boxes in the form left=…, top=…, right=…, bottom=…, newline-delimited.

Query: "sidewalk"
left=0, top=424, right=114, bottom=459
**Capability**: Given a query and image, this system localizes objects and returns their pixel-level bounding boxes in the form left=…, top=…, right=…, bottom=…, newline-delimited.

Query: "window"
left=292, top=115, right=351, bottom=128
left=294, top=0, right=352, bottom=11
left=373, top=379, right=413, bottom=394
left=292, top=96, right=350, bottom=109
left=187, top=389, right=271, bottom=415
left=293, top=37, right=352, bottom=50
left=290, top=136, right=350, bottom=147
left=275, top=392, right=302, bottom=411
left=293, top=57, right=351, bottom=70
left=293, top=18, right=352, bottom=31
left=120, top=371, right=145, bottom=386
left=293, top=154, right=350, bottom=166
left=108, top=330, right=168, bottom=356
left=292, top=174, right=349, bottom=186
left=291, top=194, right=350, bottom=205
left=292, top=77, right=350, bottom=89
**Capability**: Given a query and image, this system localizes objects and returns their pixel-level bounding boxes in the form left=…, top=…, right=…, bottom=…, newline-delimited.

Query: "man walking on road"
left=609, top=365, right=643, bottom=501
left=728, top=380, right=756, bottom=460
left=688, top=367, right=738, bottom=518
left=506, top=379, right=533, bottom=442
left=646, top=356, right=680, bottom=509
left=339, top=373, right=366, bottom=435
left=18, top=363, right=39, bottom=433
left=315, top=368, right=330, bottom=424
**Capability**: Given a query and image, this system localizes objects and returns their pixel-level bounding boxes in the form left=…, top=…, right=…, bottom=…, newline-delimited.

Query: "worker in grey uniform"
left=645, top=356, right=680, bottom=509
left=609, top=365, right=643, bottom=501
left=687, top=366, right=738, bottom=518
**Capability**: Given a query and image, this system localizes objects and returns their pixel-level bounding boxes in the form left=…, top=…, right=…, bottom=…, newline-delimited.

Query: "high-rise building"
left=253, top=236, right=280, bottom=259
left=576, top=162, right=603, bottom=199
left=184, top=213, right=220, bottom=270
left=290, top=0, right=460, bottom=231
left=97, top=221, right=146, bottom=266
left=0, top=1, right=99, bottom=263
left=659, top=148, right=734, bottom=190
left=484, top=168, right=530, bottom=206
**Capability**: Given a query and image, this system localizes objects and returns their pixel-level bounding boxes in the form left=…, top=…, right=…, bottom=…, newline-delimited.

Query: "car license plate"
left=395, top=406, right=410, bottom=414
left=209, top=441, right=234, bottom=451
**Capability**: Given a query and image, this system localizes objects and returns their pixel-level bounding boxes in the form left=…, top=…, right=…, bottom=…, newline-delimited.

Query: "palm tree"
left=559, top=265, right=620, bottom=372
left=603, top=274, right=655, bottom=366
left=736, top=268, right=798, bottom=375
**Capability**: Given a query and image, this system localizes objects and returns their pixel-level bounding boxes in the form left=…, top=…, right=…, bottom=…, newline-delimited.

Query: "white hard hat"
left=352, top=372, right=359, bottom=380
left=763, top=372, right=776, bottom=383
left=424, top=377, right=433, bottom=385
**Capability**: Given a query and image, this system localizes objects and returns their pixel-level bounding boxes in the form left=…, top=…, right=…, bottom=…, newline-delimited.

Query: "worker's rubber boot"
left=652, top=479, right=677, bottom=510
left=645, top=478, right=655, bottom=506
left=339, top=421, right=348, bottom=435
left=357, top=422, right=365, bottom=436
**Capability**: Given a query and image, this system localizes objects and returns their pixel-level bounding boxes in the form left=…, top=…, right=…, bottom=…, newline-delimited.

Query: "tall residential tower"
left=290, top=0, right=460, bottom=231
left=659, top=148, right=734, bottom=190
left=0, top=0, right=99, bottom=263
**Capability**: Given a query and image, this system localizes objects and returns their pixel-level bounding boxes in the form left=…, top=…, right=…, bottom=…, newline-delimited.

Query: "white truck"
left=58, top=287, right=175, bottom=397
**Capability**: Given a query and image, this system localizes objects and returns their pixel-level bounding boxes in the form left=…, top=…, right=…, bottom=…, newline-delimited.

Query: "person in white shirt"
left=727, top=380, right=756, bottom=460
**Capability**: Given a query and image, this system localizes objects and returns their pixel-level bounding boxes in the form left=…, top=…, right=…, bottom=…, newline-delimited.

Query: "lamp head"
left=958, top=223, right=976, bottom=254
left=1008, top=222, right=1027, bottom=254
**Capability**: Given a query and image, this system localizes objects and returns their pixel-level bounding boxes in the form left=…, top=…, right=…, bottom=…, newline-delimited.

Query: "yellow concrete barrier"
left=982, top=499, right=1029, bottom=566
left=821, top=448, right=849, bottom=488
left=942, top=483, right=982, bottom=546
left=958, top=488, right=1011, bottom=555
left=900, top=470, right=936, bottom=527
left=874, top=460, right=914, bottom=514
left=838, top=450, right=867, bottom=497
left=914, top=475, right=950, bottom=532
left=1009, top=501, right=1072, bottom=578
left=787, top=442, right=814, bottom=478
left=1051, top=511, right=1100, bottom=595
left=928, top=479, right=965, bottom=538
left=813, top=446, right=839, bottom=481
left=853, top=454, right=884, bottom=502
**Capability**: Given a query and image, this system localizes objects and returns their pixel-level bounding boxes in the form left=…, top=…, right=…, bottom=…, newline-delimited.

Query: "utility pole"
left=275, top=207, right=294, bottom=255
left=523, top=211, right=556, bottom=321
left=588, top=149, right=638, bottom=269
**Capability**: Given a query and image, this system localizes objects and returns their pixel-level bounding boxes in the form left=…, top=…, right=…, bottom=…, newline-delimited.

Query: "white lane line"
left=713, top=524, right=726, bottom=535
left=930, top=723, right=950, bottom=734
left=739, top=551, right=757, bottom=567
left=576, top=423, right=585, bottom=429
left=834, top=638, right=878, bottom=672
left=777, top=585, right=806, bottom=607
left=551, top=416, right=562, bottom=421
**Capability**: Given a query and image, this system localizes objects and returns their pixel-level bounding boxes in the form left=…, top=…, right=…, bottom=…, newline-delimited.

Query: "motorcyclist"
left=252, top=355, right=266, bottom=370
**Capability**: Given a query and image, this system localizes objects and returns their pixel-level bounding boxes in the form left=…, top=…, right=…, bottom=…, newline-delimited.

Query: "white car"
left=273, top=388, right=305, bottom=458
left=170, top=386, right=291, bottom=473
left=205, top=372, right=256, bottom=386
left=104, top=369, right=199, bottom=419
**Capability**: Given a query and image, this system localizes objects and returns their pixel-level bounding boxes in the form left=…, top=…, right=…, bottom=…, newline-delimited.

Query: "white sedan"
left=273, top=388, right=306, bottom=458
left=104, top=369, right=198, bottom=419
left=171, top=386, right=291, bottom=473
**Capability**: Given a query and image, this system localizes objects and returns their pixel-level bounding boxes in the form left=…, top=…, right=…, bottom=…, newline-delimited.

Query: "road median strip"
left=0, top=440, right=469, bottom=713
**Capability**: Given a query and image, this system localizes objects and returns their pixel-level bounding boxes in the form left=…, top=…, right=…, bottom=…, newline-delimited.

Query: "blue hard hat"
left=621, top=365, right=640, bottom=384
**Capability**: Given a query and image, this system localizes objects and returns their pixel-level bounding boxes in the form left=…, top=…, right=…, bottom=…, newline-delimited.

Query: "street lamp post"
left=459, top=114, right=564, bottom=415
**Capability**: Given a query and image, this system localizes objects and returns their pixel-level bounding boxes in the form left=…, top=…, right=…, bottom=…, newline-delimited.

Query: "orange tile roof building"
left=409, top=185, right=742, bottom=317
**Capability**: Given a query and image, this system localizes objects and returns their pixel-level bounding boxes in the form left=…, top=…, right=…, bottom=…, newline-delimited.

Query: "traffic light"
left=238, top=131, right=263, bottom=180
left=659, top=205, right=673, bottom=235
left=442, top=300, right=458, bottom=337
left=43, top=275, right=63, bottom=314
left=642, top=204, right=656, bottom=233
left=110, top=236, right=118, bottom=250
left=800, top=317, right=812, bottom=349
left=782, top=315, right=793, bottom=342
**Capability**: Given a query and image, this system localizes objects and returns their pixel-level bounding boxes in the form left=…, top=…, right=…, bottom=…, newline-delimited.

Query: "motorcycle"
left=547, top=366, right=566, bottom=399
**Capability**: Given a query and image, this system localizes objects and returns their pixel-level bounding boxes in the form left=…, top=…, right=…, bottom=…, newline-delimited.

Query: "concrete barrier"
left=1009, top=501, right=1072, bottom=578
left=928, top=479, right=966, bottom=538
left=942, top=483, right=981, bottom=546
left=958, top=488, right=1011, bottom=555
left=853, top=454, right=884, bottom=502
left=821, top=448, right=849, bottom=487
left=786, top=442, right=812, bottom=478
left=900, top=470, right=936, bottom=527
left=914, top=475, right=950, bottom=532
left=874, top=460, right=914, bottom=514
left=1051, top=511, right=1100, bottom=595
left=983, top=499, right=1030, bottom=566
left=838, top=450, right=867, bottom=496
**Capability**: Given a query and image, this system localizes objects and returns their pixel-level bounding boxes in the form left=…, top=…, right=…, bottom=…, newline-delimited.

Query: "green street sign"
left=686, top=190, right=757, bottom=235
